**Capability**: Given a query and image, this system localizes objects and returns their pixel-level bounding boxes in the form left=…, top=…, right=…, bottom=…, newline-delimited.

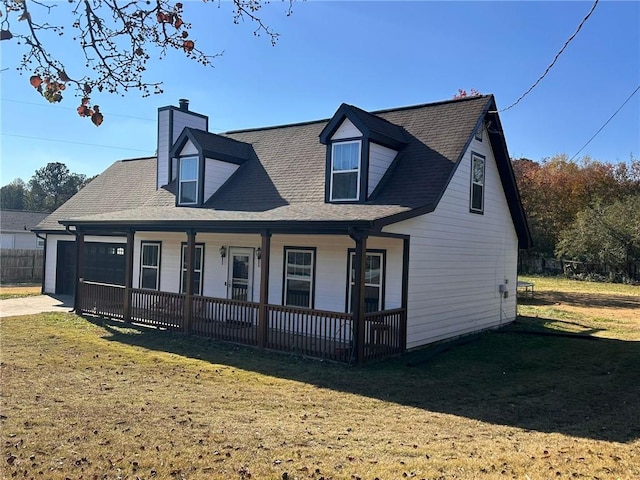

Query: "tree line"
left=1, top=162, right=93, bottom=213
left=512, top=155, right=640, bottom=282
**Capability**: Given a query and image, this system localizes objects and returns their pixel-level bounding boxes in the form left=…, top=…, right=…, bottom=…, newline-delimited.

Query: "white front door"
left=227, top=247, right=254, bottom=301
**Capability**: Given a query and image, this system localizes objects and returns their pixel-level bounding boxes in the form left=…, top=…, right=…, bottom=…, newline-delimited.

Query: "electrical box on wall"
left=499, top=284, right=507, bottom=293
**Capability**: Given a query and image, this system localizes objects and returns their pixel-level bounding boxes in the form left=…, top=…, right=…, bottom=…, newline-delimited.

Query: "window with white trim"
left=180, top=244, right=204, bottom=295
left=179, top=156, right=198, bottom=205
left=140, top=242, right=161, bottom=290
left=330, top=141, right=360, bottom=201
left=36, top=237, right=45, bottom=248
left=470, top=153, right=485, bottom=213
left=348, top=251, right=384, bottom=313
left=284, top=248, right=315, bottom=308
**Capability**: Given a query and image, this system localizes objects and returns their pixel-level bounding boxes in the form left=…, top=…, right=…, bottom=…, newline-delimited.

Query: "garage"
left=55, top=241, right=126, bottom=295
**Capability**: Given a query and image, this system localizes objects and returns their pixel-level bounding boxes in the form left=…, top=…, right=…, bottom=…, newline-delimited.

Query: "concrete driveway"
left=0, top=294, right=73, bottom=318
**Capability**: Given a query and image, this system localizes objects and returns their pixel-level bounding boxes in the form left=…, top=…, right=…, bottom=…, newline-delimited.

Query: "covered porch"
left=67, top=222, right=409, bottom=364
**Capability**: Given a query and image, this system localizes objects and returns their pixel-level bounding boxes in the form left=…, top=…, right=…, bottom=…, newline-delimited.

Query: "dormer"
left=157, top=99, right=209, bottom=190
left=170, top=128, right=253, bottom=206
left=319, top=104, right=407, bottom=203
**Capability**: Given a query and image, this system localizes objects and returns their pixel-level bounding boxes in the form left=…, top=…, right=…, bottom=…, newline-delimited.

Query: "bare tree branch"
left=1, top=0, right=292, bottom=125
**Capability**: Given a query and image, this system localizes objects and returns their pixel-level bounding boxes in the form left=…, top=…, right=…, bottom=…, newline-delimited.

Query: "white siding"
left=383, top=138, right=519, bottom=349
left=43, top=234, right=126, bottom=293
left=1, top=234, right=14, bottom=249
left=368, top=142, right=397, bottom=196
left=203, top=159, right=240, bottom=202
left=156, top=108, right=207, bottom=189
left=179, top=139, right=198, bottom=156
left=331, top=119, right=361, bottom=140
left=131, top=232, right=403, bottom=311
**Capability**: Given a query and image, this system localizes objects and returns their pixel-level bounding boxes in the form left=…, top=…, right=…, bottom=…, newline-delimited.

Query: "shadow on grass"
left=86, top=315, right=640, bottom=444
left=519, top=290, right=639, bottom=310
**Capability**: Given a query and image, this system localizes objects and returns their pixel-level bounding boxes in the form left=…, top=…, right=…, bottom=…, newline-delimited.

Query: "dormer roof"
left=170, top=127, right=253, bottom=165
left=319, top=103, right=408, bottom=149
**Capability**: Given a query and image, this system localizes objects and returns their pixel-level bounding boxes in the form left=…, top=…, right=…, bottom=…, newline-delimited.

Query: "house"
left=34, top=95, right=531, bottom=364
left=1, top=210, right=48, bottom=249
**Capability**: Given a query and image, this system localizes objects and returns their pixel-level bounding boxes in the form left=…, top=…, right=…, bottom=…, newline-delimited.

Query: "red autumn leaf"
left=183, top=40, right=194, bottom=52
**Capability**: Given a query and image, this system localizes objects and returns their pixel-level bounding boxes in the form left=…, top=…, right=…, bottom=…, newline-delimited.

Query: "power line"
left=500, top=0, right=599, bottom=112
left=1, top=132, right=152, bottom=153
left=569, top=84, right=640, bottom=162
left=1, top=98, right=155, bottom=122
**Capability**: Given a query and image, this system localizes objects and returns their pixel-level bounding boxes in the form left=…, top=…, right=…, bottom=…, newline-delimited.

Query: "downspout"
left=35, top=233, right=47, bottom=294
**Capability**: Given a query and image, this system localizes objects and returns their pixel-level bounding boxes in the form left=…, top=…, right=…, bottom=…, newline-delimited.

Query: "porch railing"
left=77, top=280, right=405, bottom=363
left=191, top=296, right=259, bottom=345
left=130, top=288, right=184, bottom=330
left=363, top=308, right=405, bottom=362
left=266, top=305, right=354, bottom=363
left=77, top=281, right=125, bottom=319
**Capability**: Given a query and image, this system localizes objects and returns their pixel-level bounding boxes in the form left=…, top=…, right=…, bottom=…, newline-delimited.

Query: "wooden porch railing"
left=363, top=308, right=406, bottom=362
left=191, top=296, right=259, bottom=345
left=77, top=281, right=125, bottom=319
left=77, top=281, right=405, bottom=363
left=266, top=305, right=354, bottom=363
left=130, top=288, right=184, bottom=330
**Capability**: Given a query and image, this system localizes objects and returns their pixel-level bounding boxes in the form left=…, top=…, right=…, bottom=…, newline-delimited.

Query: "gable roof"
left=44, top=95, right=531, bottom=248
left=319, top=103, right=409, bottom=149
left=171, top=128, right=254, bottom=165
left=1, top=210, right=48, bottom=232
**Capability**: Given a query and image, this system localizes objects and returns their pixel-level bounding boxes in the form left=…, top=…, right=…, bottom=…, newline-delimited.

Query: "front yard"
left=1, top=277, right=638, bottom=479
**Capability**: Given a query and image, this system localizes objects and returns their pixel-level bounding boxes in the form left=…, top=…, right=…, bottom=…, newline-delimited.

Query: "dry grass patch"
left=0, top=285, right=41, bottom=300
left=2, top=278, right=639, bottom=479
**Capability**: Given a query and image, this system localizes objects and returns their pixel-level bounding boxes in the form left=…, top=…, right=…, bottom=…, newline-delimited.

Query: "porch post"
left=73, top=229, right=85, bottom=313
left=350, top=229, right=368, bottom=365
left=123, top=230, right=135, bottom=323
left=257, top=230, right=271, bottom=348
left=400, top=237, right=410, bottom=352
left=183, top=229, right=196, bottom=333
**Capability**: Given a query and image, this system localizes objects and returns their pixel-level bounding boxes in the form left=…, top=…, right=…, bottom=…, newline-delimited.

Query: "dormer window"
left=179, top=156, right=198, bottom=205
left=330, top=140, right=361, bottom=201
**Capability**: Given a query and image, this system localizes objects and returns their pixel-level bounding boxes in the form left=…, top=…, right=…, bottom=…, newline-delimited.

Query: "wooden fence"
left=0, top=249, right=44, bottom=284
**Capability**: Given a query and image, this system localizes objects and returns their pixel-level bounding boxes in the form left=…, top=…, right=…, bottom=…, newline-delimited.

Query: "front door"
left=227, top=247, right=254, bottom=302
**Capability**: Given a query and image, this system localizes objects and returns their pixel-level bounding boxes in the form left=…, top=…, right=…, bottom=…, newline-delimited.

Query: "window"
left=36, top=237, right=45, bottom=249
left=180, top=244, right=204, bottom=295
left=470, top=153, right=485, bottom=213
left=179, top=156, right=198, bottom=205
left=140, top=242, right=161, bottom=290
left=330, top=141, right=360, bottom=201
left=283, top=248, right=315, bottom=308
left=348, top=251, right=385, bottom=313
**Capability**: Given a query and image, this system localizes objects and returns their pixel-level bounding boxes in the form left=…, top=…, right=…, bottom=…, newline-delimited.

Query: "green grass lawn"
left=1, top=277, right=639, bottom=479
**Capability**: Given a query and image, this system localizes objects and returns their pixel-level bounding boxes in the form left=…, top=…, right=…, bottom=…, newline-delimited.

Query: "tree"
left=25, top=162, right=87, bottom=212
left=0, top=178, right=27, bottom=210
left=556, top=195, right=640, bottom=281
left=512, top=155, right=640, bottom=256
left=0, top=0, right=293, bottom=125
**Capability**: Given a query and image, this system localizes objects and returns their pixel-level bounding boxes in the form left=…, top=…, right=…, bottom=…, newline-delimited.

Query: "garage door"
left=56, top=241, right=127, bottom=295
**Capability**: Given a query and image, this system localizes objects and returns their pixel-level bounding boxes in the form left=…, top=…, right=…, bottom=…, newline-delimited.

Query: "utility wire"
left=501, top=0, right=599, bottom=112
left=1, top=98, right=154, bottom=122
left=1, top=132, right=152, bottom=153
left=569, top=84, right=640, bottom=162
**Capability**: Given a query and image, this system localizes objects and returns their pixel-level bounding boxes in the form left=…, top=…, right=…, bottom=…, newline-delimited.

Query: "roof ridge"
left=222, top=95, right=493, bottom=136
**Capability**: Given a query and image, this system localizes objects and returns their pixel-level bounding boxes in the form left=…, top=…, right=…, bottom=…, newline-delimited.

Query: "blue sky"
left=1, top=0, right=639, bottom=186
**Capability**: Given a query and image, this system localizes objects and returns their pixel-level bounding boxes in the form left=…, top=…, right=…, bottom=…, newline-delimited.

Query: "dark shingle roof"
left=34, top=157, right=167, bottom=231
left=1, top=210, right=49, bottom=232
left=46, top=95, right=530, bottom=247
left=173, top=128, right=254, bottom=164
